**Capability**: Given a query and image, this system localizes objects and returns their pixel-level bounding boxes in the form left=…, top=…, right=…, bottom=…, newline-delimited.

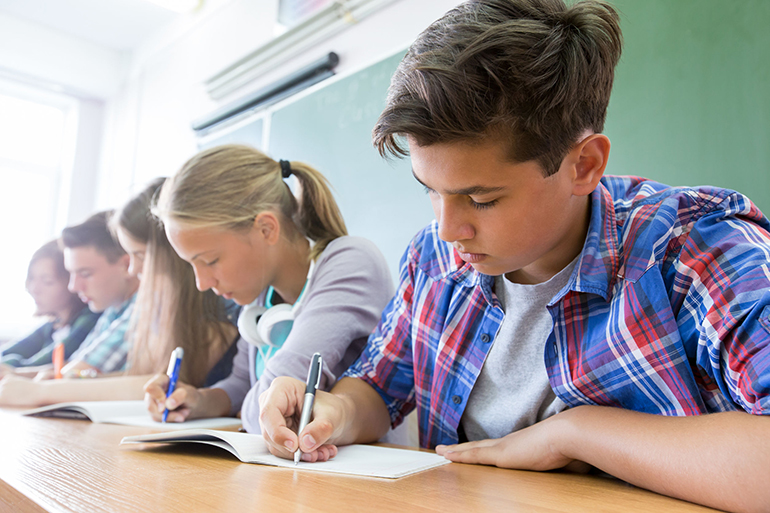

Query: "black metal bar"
left=192, top=51, right=340, bottom=132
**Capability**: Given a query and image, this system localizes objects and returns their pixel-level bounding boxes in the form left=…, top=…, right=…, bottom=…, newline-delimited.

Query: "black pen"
left=295, top=352, right=323, bottom=465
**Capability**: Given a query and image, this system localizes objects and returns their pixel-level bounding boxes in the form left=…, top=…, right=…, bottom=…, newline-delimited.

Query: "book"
left=23, top=400, right=242, bottom=430
left=121, top=429, right=450, bottom=478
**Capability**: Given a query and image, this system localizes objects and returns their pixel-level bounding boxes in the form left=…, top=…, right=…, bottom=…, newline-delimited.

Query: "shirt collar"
left=104, top=293, right=136, bottom=322
left=566, top=180, right=622, bottom=301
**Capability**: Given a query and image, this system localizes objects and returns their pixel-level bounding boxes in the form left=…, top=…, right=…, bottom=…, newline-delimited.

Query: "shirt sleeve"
left=23, top=309, right=102, bottom=367
left=0, top=323, right=53, bottom=366
left=209, top=337, right=253, bottom=415
left=239, top=237, right=394, bottom=433
left=675, top=204, right=770, bottom=415
left=74, top=305, right=134, bottom=373
left=343, top=237, right=421, bottom=429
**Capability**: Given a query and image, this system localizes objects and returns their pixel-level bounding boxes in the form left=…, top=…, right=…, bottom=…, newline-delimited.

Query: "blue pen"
left=162, top=347, right=184, bottom=423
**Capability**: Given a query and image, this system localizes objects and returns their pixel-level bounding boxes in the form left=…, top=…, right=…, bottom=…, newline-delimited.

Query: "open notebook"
left=121, top=429, right=449, bottom=478
left=23, top=401, right=242, bottom=430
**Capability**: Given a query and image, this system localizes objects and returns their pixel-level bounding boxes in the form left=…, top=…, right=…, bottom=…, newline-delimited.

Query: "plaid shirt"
left=69, top=295, right=135, bottom=373
left=345, top=176, right=770, bottom=449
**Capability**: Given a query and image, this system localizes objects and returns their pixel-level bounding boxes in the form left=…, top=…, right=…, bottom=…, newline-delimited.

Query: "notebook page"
left=121, top=429, right=449, bottom=478
left=24, top=401, right=241, bottom=429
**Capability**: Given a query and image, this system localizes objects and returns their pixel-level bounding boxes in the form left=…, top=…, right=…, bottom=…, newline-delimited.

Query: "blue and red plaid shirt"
left=345, top=176, right=770, bottom=449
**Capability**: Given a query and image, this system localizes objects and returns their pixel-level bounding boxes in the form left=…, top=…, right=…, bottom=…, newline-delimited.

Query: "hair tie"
left=279, top=160, right=292, bottom=179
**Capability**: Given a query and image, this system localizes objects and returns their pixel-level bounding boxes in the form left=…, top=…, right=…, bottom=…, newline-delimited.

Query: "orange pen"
left=52, top=342, right=65, bottom=379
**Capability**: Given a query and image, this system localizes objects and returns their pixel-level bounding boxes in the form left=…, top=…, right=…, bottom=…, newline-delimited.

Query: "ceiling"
left=0, top=0, right=181, bottom=51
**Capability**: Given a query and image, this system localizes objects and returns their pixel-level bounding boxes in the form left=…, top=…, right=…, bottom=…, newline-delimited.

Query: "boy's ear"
left=568, top=133, right=610, bottom=196
left=117, top=254, right=131, bottom=273
left=252, top=212, right=281, bottom=245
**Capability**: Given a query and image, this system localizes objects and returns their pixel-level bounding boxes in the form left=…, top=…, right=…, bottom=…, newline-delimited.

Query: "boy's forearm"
left=14, top=364, right=52, bottom=378
left=36, top=375, right=150, bottom=405
left=561, top=406, right=770, bottom=513
left=331, top=377, right=392, bottom=445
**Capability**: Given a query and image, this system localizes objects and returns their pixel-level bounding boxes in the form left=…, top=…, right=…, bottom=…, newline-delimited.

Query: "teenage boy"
left=51, top=211, right=139, bottom=377
left=258, top=1, right=770, bottom=511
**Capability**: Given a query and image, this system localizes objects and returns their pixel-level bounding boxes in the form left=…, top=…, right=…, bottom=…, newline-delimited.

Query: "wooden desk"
left=0, top=408, right=718, bottom=513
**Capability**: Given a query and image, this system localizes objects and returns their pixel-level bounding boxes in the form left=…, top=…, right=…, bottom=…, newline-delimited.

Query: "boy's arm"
left=258, top=376, right=391, bottom=461
left=438, top=406, right=770, bottom=513
left=0, top=374, right=150, bottom=406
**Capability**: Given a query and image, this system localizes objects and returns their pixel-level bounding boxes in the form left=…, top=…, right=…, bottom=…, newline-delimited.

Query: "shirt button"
left=452, top=395, right=462, bottom=405
left=480, top=333, right=491, bottom=343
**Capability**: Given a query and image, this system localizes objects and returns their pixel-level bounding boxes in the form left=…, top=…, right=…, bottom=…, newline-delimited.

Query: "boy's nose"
left=436, top=201, right=475, bottom=243
left=68, top=275, right=82, bottom=293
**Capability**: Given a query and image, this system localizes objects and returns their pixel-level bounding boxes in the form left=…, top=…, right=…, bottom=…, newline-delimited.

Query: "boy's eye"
left=422, top=185, right=436, bottom=195
left=470, top=197, right=499, bottom=210
left=206, top=259, right=219, bottom=266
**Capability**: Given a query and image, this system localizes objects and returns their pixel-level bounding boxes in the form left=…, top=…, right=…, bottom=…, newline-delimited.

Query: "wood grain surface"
left=0, top=408, right=719, bottom=513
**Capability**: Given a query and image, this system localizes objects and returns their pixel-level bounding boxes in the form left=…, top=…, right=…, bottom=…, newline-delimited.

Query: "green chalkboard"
left=198, top=117, right=264, bottom=151
left=268, top=51, right=435, bottom=280
left=606, top=0, right=770, bottom=212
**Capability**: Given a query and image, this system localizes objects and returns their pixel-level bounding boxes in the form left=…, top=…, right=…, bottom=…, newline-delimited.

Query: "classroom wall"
left=0, top=10, right=126, bottom=99
left=95, top=0, right=461, bottom=206
left=606, top=0, right=770, bottom=211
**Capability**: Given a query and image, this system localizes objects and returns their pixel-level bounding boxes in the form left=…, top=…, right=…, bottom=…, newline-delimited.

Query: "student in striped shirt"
left=258, top=1, right=770, bottom=511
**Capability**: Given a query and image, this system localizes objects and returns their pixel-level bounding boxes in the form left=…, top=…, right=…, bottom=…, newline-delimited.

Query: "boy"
left=59, top=211, right=139, bottom=376
left=258, top=1, right=770, bottom=511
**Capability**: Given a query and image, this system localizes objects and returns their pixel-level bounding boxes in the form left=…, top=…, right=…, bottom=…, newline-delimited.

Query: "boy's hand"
left=143, top=374, right=199, bottom=422
left=33, top=368, right=56, bottom=381
left=436, top=409, right=578, bottom=471
left=0, top=375, right=40, bottom=406
left=0, top=363, right=14, bottom=380
left=258, top=376, right=346, bottom=462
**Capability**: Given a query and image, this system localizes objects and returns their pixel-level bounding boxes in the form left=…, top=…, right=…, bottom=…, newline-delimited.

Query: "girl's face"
left=165, top=220, right=272, bottom=306
left=26, top=258, right=74, bottom=317
left=116, top=227, right=148, bottom=279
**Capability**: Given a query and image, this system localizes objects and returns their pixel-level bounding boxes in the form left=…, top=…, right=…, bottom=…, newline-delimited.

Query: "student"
left=145, top=144, right=394, bottom=433
left=257, top=1, right=770, bottom=510
left=53, top=211, right=140, bottom=377
left=0, top=180, right=239, bottom=406
left=0, top=240, right=100, bottom=378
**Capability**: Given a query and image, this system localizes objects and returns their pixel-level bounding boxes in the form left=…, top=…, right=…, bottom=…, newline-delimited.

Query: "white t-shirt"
left=461, top=258, right=577, bottom=441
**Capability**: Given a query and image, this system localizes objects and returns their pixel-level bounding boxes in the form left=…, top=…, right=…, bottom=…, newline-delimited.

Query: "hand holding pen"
left=295, top=352, right=323, bottom=464
left=162, top=347, right=184, bottom=423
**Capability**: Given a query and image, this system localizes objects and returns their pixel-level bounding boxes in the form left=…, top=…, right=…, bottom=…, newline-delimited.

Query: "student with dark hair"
left=0, top=179, right=239, bottom=406
left=53, top=211, right=140, bottom=377
left=0, top=241, right=100, bottom=377
left=257, top=1, right=770, bottom=510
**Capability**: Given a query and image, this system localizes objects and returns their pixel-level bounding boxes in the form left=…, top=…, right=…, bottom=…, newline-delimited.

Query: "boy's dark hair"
left=61, top=211, right=126, bottom=263
left=373, top=0, right=623, bottom=175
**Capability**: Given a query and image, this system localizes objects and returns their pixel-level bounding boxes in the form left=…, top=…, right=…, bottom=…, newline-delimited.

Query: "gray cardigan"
left=211, top=236, right=394, bottom=433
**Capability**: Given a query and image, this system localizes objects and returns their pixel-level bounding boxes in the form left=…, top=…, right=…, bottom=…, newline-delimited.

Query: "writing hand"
left=143, top=373, right=199, bottom=423
left=258, top=376, right=343, bottom=462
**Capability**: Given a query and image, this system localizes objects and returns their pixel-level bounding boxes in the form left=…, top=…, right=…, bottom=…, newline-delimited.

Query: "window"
left=0, top=81, right=77, bottom=341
